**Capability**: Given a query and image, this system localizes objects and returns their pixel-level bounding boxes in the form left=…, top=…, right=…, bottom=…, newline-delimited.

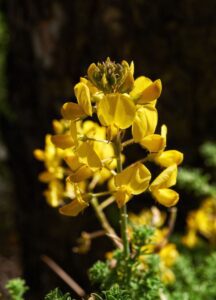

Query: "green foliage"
left=131, top=225, right=155, bottom=250
left=89, top=225, right=164, bottom=300
left=5, top=278, right=29, bottom=300
left=177, top=167, right=216, bottom=196
left=90, top=284, right=131, bottom=300
left=88, top=261, right=110, bottom=287
left=44, top=288, right=72, bottom=300
left=200, top=141, right=216, bottom=167
left=166, top=249, right=216, bottom=300
left=177, top=141, right=216, bottom=197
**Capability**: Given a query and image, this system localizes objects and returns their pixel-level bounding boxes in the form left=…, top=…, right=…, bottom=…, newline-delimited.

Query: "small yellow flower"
left=97, top=93, right=136, bottom=129
left=130, top=76, right=162, bottom=104
left=159, top=244, right=179, bottom=267
left=132, top=104, right=158, bottom=142
left=74, top=82, right=92, bottom=116
left=181, top=229, right=198, bottom=248
left=64, top=142, right=102, bottom=182
left=114, top=162, right=151, bottom=207
left=61, top=102, right=85, bottom=120
left=44, top=180, right=65, bottom=207
left=150, top=165, right=179, bottom=207
left=140, top=134, right=166, bottom=153
left=59, top=183, right=89, bottom=216
left=51, top=134, right=75, bottom=149
left=155, top=150, right=184, bottom=167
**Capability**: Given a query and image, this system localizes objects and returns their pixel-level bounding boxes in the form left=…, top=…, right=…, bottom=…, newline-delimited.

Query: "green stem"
left=114, top=132, right=130, bottom=258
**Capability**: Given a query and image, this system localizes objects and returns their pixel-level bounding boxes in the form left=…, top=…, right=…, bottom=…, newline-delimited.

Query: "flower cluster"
left=34, top=58, right=183, bottom=217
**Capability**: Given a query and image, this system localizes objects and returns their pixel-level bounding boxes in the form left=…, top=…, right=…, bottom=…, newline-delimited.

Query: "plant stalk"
left=114, top=133, right=130, bottom=258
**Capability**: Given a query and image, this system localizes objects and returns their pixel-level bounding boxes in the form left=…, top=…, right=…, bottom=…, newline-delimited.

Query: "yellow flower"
left=76, top=142, right=102, bottom=170
left=181, top=229, right=198, bottom=248
left=34, top=134, right=66, bottom=182
left=61, top=102, right=85, bottom=120
left=161, top=268, right=176, bottom=285
left=114, top=162, right=151, bottom=207
left=155, top=150, right=184, bottom=167
left=66, top=156, right=93, bottom=182
left=52, top=119, right=70, bottom=134
left=64, top=142, right=102, bottom=183
left=59, top=183, right=89, bottom=216
left=140, top=134, right=166, bottom=153
left=159, top=244, right=179, bottom=267
left=150, top=165, right=179, bottom=207
left=183, top=197, right=216, bottom=245
left=130, top=76, right=162, bottom=104
left=80, top=77, right=99, bottom=97
left=97, top=93, right=136, bottom=129
left=44, top=180, right=65, bottom=207
left=74, top=82, right=92, bottom=116
left=51, top=134, right=75, bottom=149
left=132, top=104, right=158, bottom=142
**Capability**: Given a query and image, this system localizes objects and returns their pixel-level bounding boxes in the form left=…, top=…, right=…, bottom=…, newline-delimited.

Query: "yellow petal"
left=34, top=149, right=45, bottom=161
left=115, top=163, right=151, bottom=195
left=130, top=76, right=152, bottom=100
left=155, top=150, right=184, bottom=167
left=152, top=188, right=179, bottom=207
left=130, top=61, right=134, bottom=76
left=130, top=163, right=151, bottom=194
left=132, top=105, right=158, bottom=142
left=74, top=82, right=92, bottom=116
left=140, top=134, right=165, bottom=153
left=51, top=134, right=74, bottom=149
left=161, top=124, right=167, bottom=139
left=115, top=187, right=131, bottom=208
left=76, top=142, right=102, bottom=170
left=150, top=165, right=178, bottom=190
left=59, top=198, right=88, bottom=216
left=38, top=171, right=55, bottom=182
left=70, top=121, right=79, bottom=147
left=44, top=180, right=64, bottom=207
left=97, top=93, right=136, bottom=129
left=118, top=69, right=134, bottom=93
left=64, top=155, right=81, bottom=171
left=61, top=102, right=85, bottom=120
left=159, top=244, right=179, bottom=267
left=68, top=165, right=93, bottom=182
left=136, top=79, right=162, bottom=104
left=80, top=77, right=98, bottom=96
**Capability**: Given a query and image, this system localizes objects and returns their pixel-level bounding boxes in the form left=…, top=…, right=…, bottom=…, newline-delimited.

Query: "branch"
left=41, top=255, right=86, bottom=297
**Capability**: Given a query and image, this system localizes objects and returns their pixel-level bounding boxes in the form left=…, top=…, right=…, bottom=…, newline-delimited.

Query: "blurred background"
left=0, top=0, right=215, bottom=299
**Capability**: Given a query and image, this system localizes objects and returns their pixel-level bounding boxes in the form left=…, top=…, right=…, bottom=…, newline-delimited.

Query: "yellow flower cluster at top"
left=34, top=58, right=183, bottom=216
left=182, top=197, right=216, bottom=247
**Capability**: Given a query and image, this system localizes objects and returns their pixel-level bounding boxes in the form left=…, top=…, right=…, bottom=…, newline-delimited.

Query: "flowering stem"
left=114, top=132, right=130, bottom=259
